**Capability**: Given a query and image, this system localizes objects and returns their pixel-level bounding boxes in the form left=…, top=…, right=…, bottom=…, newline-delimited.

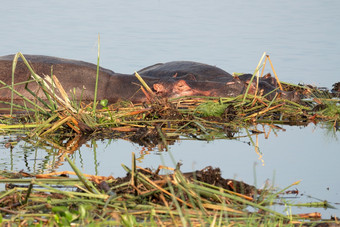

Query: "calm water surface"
left=1, top=0, right=340, bottom=218
left=0, top=125, right=339, bottom=217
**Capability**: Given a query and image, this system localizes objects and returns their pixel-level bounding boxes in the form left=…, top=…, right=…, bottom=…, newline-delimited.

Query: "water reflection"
left=1, top=122, right=337, bottom=174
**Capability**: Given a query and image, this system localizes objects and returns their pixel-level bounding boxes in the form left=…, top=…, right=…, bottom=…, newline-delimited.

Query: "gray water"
left=1, top=0, right=340, bottom=218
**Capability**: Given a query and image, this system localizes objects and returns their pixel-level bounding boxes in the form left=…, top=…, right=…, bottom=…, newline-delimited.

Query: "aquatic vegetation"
left=0, top=52, right=339, bottom=145
left=0, top=154, right=336, bottom=226
left=194, top=101, right=229, bottom=117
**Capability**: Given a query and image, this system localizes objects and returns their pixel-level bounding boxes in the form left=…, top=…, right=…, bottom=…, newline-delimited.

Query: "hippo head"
left=153, top=80, right=210, bottom=98
left=152, top=79, right=246, bottom=99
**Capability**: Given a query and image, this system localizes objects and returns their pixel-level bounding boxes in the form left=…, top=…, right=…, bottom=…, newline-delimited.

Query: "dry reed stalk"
left=296, top=212, right=321, bottom=219
left=39, top=115, right=72, bottom=136
left=110, top=127, right=139, bottom=132
left=201, top=203, right=244, bottom=214
left=34, top=171, right=113, bottom=181
left=135, top=71, right=160, bottom=103
left=266, top=55, right=283, bottom=90
left=121, top=107, right=152, bottom=116
left=249, top=52, right=267, bottom=102
left=260, top=55, right=268, bottom=77
left=140, top=86, right=152, bottom=102
left=138, top=172, right=193, bottom=208
left=247, top=103, right=284, bottom=119
left=51, top=75, right=73, bottom=110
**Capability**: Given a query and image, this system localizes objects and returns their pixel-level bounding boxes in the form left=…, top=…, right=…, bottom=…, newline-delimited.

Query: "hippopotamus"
left=0, top=54, right=298, bottom=109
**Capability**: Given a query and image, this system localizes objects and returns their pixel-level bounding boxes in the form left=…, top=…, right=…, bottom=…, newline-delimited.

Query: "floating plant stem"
left=93, top=34, right=100, bottom=115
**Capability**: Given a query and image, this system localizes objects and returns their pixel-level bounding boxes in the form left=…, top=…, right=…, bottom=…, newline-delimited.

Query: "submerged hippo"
left=0, top=54, right=297, bottom=108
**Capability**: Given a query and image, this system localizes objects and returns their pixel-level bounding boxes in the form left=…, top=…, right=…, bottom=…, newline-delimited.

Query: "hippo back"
left=137, top=61, right=233, bottom=82
left=0, top=54, right=116, bottom=101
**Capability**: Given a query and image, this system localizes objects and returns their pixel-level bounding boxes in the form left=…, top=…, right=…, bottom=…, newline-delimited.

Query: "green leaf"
left=100, top=99, right=108, bottom=107
left=79, top=204, right=87, bottom=219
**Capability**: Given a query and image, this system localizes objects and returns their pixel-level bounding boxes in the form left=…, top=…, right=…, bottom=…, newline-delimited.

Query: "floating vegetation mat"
left=0, top=91, right=339, bottom=149
left=0, top=154, right=338, bottom=226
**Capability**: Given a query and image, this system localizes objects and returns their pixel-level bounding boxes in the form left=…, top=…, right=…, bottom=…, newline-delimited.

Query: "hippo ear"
left=233, top=76, right=241, bottom=82
left=175, top=80, right=191, bottom=91
left=231, top=76, right=244, bottom=84
left=153, top=83, right=165, bottom=93
left=185, top=73, right=197, bottom=81
left=263, top=73, right=272, bottom=79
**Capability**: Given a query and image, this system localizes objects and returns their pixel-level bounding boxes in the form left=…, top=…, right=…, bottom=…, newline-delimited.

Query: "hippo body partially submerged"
left=0, top=54, right=155, bottom=103
left=0, top=54, right=297, bottom=108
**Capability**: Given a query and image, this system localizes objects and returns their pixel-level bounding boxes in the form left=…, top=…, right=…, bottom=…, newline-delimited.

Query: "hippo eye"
left=173, top=80, right=191, bottom=92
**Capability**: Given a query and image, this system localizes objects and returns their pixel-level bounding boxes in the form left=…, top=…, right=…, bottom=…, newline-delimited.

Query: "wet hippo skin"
left=137, top=61, right=233, bottom=82
left=0, top=54, right=298, bottom=105
left=138, top=61, right=299, bottom=101
left=0, top=55, right=158, bottom=103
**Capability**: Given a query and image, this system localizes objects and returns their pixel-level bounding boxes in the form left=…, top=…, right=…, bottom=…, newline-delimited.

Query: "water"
left=1, top=0, right=340, bottom=87
left=1, top=0, right=340, bottom=218
left=1, top=125, right=339, bottom=217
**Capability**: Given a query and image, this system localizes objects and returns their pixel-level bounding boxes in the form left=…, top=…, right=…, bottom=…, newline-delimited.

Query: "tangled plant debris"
left=0, top=52, right=339, bottom=143
left=0, top=154, right=338, bottom=226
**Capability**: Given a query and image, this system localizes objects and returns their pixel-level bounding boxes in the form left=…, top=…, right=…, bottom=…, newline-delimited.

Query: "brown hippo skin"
left=0, top=55, right=249, bottom=104
left=0, top=54, right=297, bottom=107
left=0, top=54, right=158, bottom=103
left=137, top=61, right=234, bottom=82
